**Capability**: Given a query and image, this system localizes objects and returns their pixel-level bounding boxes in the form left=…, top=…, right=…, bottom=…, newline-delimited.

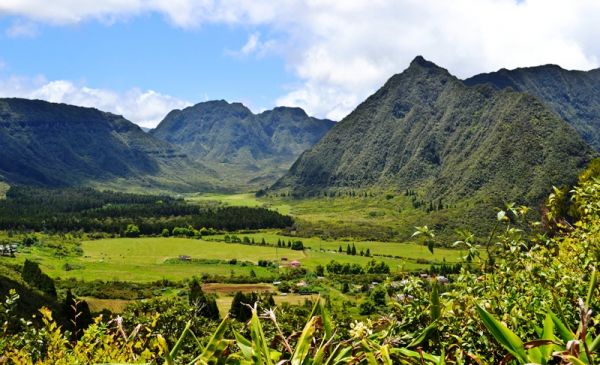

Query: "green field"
left=187, top=191, right=487, bottom=243
left=206, top=231, right=465, bottom=264
left=2, top=234, right=466, bottom=283
left=9, top=237, right=306, bottom=282
left=186, top=193, right=264, bottom=207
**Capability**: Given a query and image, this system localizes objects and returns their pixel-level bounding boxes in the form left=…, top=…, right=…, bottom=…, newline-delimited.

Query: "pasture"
left=1, top=233, right=466, bottom=283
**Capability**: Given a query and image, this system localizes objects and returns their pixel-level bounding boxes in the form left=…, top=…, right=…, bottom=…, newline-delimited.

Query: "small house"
left=290, top=260, right=301, bottom=268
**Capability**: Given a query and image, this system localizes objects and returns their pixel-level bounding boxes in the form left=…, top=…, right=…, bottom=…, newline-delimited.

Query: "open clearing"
left=2, top=233, right=465, bottom=282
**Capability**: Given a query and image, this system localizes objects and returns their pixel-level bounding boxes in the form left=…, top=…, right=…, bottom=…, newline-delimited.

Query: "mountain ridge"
left=151, top=100, right=335, bottom=189
left=0, top=97, right=219, bottom=192
left=465, top=63, right=600, bottom=150
left=272, top=56, right=596, bottom=206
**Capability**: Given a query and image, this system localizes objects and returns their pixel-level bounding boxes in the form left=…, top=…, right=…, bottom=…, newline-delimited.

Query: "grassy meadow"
left=1, top=234, right=462, bottom=283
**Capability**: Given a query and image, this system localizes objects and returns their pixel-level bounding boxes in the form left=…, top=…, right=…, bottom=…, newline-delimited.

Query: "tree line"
left=0, top=186, right=293, bottom=233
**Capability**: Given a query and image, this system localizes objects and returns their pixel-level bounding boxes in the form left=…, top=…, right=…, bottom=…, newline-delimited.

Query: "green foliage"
left=63, top=290, right=93, bottom=339
left=21, top=259, right=56, bottom=298
left=291, top=240, right=304, bottom=250
left=188, top=279, right=219, bottom=320
left=123, top=224, right=140, bottom=237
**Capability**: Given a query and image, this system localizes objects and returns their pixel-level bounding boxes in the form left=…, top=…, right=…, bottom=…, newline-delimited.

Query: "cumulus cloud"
left=2, top=0, right=600, bottom=120
left=0, top=76, right=190, bottom=128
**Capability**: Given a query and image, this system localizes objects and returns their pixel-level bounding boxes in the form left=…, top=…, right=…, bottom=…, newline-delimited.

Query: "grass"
left=186, top=193, right=264, bottom=207
left=206, top=231, right=465, bottom=266
left=2, top=238, right=303, bottom=282
left=1, top=232, right=466, bottom=283
left=83, top=297, right=133, bottom=314
left=186, top=192, right=293, bottom=215
left=258, top=193, right=494, bottom=242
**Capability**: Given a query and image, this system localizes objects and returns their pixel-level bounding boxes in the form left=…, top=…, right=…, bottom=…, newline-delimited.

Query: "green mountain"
left=0, top=98, right=218, bottom=192
left=272, top=56, right=595, bottom=206
left=465, top=64, right=600, bottom=151
left=150, top=100, right=334, bottom=188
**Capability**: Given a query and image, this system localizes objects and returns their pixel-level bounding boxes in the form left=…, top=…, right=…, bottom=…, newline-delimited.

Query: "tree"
left=341, top=282, right=350, bottom=293
left=365, top=248, right=371, bottom=257
left=124, top=224, right=141, bottom=238
left=189, top=279, right=219, bottom=320
left=291, top=241, right=304, bottom=250
left=346, top=244, right=351, bottom=255
left=64, top=290, right=93, bottom=339
left=261, top=238, right=266, bottom=245
left=351, top=243, right=357, bottom=256
left=22, top=259, right=56, bottom=297
left=230, top=292, right=253, bottom=322
left=315, top=264, right=324, bottom=277
left=338, top=245, right=342, bottom=253
left=161, top=228, right=170, bottom=237
left=371, top=286, right=387, bottom=307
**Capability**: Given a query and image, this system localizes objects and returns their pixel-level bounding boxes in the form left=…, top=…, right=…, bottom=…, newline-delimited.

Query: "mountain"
left=0, top=98, right=218, bottom=192
left=272, top=56, right=595, bottom=206
left=150, top=100, right=334, bottom=188
left=465, top=64, right=600, bottom=151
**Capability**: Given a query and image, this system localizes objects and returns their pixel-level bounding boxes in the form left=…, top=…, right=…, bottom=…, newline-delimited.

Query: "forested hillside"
left=465, top=64, right=600, bottom=150
left=273, top=57, right=595, bottom=207
left=0, top=98, right=218, bottom=192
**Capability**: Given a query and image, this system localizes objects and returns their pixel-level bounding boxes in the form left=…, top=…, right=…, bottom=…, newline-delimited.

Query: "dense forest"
left=0, top=186, right=293, bottom=233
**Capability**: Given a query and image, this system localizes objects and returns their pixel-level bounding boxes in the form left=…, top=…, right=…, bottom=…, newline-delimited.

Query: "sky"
left=1, top=1, right=600, bottom=128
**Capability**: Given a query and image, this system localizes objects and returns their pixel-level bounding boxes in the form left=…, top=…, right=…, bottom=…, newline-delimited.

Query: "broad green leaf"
left=233, top=331, right=253, bottom=359
left=476, top=304, right=527, bottom=363
left=540, top=313, right=555, bottom=363
left=291, top=316, right=318, bottom=365
left=430, top=283, right=440, bottom=322
left=590, top=333, right=600, bottom=352
left=169, top=320, right=191, bottom=360
left=380, top=344, right=393, bottom=365
left=549, top=311, right=574, bottom=343
left=586, top=269, right=597, bottom=308
left=192, top=315, right=230, bottom=363
left=249, top=307, right=273, bottom=365
left=407, top=321, right=437, bottom=348
left=393, top=348, right=441, bottom=363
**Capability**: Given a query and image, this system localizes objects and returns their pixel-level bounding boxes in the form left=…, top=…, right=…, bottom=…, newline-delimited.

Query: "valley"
left=1, top=56, right=599, bottom=364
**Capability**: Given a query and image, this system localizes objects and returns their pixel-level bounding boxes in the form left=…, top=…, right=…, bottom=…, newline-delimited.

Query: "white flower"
left=349, top=320, right=372, bottom=339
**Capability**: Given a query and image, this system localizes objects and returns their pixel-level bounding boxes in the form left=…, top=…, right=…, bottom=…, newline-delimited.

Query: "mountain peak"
left=409, top=55, right=438, bottom=69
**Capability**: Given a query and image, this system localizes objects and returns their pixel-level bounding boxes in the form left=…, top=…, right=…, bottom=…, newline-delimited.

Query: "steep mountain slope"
left=150, top=100, right=334, bottom=188
left=0, top=98, right=218, bottom=192
left=465, top=65, right=600, bottom=151
left=272, top=56, right=595, bottom=206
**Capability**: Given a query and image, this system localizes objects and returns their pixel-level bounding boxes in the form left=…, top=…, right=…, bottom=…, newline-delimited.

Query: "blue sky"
left=0, top=1, right=599, bottom=127
left=0, top=15, right=291, bottom=105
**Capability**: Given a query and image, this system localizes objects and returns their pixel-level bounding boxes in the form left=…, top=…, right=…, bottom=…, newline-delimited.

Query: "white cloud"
left=5, top=19, right=38, bottom=38
left=0, top=76, right=190, bottom=128
left=2, top=0, right=600, bottom=120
